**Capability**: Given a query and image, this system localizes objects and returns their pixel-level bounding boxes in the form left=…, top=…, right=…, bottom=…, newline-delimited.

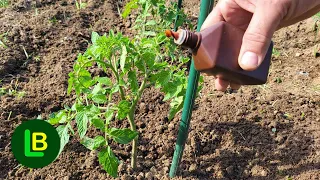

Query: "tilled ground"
left=0, top=0, right=319, bottom=179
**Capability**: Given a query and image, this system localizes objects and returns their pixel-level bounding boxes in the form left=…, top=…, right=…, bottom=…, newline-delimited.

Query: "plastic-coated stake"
left=169, top=0, right=214, bottom=178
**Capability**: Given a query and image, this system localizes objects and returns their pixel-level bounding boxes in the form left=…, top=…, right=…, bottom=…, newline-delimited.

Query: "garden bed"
left=0, top=0, right=319, bottom=179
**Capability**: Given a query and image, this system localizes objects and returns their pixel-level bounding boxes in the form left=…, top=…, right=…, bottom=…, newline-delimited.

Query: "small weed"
left=49, top=17, right=57, bottom=24
left=34, top=55, right=40, bottom=62
left=286, top=176, right=293, bottom=180
left=75, top=0, right=86, bottom=10
left=312, top=84, right=320, bottom=92
left=283, top=113, right=293, bottom=120
left=272, top=48, right=280, bottom=58
left=300, top=111, right=305, bottom=119
left=0, top=0, right=9, bottom=8
left=0, top=32, right=8, bottom=48
left=0, top=78, right=26, bottom=99
left=274, top=77, right=282, bottom=83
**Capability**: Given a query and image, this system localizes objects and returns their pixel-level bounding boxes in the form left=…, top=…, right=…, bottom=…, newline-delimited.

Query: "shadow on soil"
left=179, top=119, right=315, bottom=179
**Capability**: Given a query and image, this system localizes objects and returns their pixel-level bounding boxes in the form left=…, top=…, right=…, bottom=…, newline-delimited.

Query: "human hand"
left=201, top=0, right=320, bottom=91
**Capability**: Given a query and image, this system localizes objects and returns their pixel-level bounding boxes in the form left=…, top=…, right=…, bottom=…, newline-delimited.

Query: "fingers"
left=239, top=3, right=282, bottom=71
left=201, top=4, right=224, bottom=31
left=214, top=78, right=241, bottom=91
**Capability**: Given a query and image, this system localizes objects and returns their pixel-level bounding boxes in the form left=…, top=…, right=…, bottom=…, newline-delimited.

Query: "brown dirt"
left=1, top=0, right=319, bottom=180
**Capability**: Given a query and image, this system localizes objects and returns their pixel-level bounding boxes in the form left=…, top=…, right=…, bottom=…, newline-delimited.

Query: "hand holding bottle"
left=202, top=0, right=320, bottom=91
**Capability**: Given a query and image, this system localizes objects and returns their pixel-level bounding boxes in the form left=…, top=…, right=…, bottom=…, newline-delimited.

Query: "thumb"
left=239, top=5, right=281, bottom=71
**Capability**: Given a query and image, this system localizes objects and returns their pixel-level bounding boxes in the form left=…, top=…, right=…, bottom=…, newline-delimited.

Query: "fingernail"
left=241, top=51, right=259, bottom=68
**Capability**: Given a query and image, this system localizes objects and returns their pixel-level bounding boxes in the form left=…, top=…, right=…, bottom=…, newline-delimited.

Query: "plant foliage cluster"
left=48, top=0, right=200, bottom=177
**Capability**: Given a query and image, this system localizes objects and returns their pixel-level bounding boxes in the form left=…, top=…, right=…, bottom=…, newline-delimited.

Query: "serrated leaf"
left=105, top=109, right=114, bottom=124
left=76, top=111, right=89, bottom=138
left=120, top=45, right=127, bottom=72
left=91, top=32, right=100, bottom=44
left=143, top=31, right=156, bottom=37
left=168, top=96, right=184, bottom=120
left=92, top=94, right=107, bottom=104
left=97, top=77, right=112, bottom=86
left=151, top=70, right=171, bottom=88
left=122, top=0, right=139, bottom=18
left=146, top=20, right=156, bottom=26
left=98, top=146, right=119, bottom=178
left=92, top=83, right=103, bottom=95
left=117, top=100, right=131, bottom=120
left=56, top=125, right=69, bottom=155
left=81, top=136, right=105, bottom=150
left=48, top=110, right=67, bottom=125
left=163, top=83, right=184, bottom=101
left=92, top=118, right=105, bottom=131
left=107, top=128, right=138, bottom=144
left=67, top=72, right=75, bottom=95
left=128, top=71, right=138, bottom=92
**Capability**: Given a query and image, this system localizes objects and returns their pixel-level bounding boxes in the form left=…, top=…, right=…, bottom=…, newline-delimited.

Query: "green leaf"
left=128, top=70, right=138, bottom=93
left=143, top=31, right=156, bottom=37
left=146, top=20, right=156, bottom=26
left=168, top=96, right=184, bottom=120
left=105, top=109, right=114, bottom=124
left=92, top=83, right=103, bottom=95
left=120, top=45, right=127, bottom=72
left=91, top=32, right=100, bottom=44
left=81, top=136, right=105, bottom=150
left=122, top=0, right=139, bottom=18
left=92, top=118, right=105, bottom=131
left=107, top=128, right=138, bottom=144
left=92, top=94, right=107, bottom=104
left=151, top=70, right=171, bottom=88
left=76, top=111, right=89, bottom=138
left=97, top=77, right=112, bottom=86
left=48, top=110, right=67, bottom=125
left=117, top=100, right=131, bottom=120
left=98, top=146, right=119, bottom=178
left=56, top=125, right=70, bottom=155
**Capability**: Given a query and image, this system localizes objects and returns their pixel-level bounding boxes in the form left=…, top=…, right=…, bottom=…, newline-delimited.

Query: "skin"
left=201, top=0, right=320, bottom=91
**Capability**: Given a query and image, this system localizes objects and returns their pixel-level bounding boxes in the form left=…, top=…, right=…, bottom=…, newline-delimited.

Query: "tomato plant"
left=48, top=0, right=201, bottom=177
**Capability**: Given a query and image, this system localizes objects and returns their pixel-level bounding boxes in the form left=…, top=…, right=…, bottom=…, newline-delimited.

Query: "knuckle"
left=243, top=31, right=270, bottom=45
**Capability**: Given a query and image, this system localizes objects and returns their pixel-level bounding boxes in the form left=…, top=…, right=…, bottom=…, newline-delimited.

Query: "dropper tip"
left=165, top=30, right=179, bottom=40
left=165, top=30, right=172, bottom=38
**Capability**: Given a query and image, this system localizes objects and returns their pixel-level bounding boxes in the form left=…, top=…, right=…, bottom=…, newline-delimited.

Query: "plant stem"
left=127, top=73, right=148, bottom=169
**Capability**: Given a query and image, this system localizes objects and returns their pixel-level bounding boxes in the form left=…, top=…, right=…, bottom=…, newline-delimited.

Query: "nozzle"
left=165, top=30, right=180, bottom=40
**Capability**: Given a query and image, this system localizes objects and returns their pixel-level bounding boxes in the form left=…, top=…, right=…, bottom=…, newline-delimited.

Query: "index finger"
left=201, top=5, right=224, bottom=31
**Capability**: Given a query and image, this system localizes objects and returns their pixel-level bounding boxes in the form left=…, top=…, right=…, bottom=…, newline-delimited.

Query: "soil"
left=1, top=0, right=319, bottom=180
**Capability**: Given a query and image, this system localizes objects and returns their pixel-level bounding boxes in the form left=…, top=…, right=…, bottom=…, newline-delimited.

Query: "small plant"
left=75, top=0, right=87, bottom=10
left=274, top=77, right=282, bottom=83
left=0, top=79, right=26, bottom=99
left=0, top=0, right=9, bottom=8
left=49, top=0, right=198, bottom=178
left=272, top=47, right=280, bottom=58
left=0, top=32, right=8, bottom=48
left=49, top=17, right=57, bottom=24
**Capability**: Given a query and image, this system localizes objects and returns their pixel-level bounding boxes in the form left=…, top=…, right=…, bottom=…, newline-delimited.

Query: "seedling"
left=49, top=0, right=198, bottom=177
left=0, top=32, right=8, bottom=48
left=274, top=77, right=282, bottom=83
left=75, top=0, right=86, bottom=10
left=272, top=47, right=280, bottom=58
left=0, top=78, right=26, bottom=99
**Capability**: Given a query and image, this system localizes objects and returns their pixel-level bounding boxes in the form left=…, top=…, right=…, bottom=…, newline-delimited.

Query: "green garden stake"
left=169, top=0, right=214, bottom=178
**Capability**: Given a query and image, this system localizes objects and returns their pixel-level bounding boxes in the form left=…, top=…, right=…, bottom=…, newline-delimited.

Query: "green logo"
left=11, top=119, right=60, bottom=168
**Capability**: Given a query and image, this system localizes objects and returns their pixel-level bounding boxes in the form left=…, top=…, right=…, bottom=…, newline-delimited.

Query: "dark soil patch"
left=1, top=0, right=319, bottom=180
